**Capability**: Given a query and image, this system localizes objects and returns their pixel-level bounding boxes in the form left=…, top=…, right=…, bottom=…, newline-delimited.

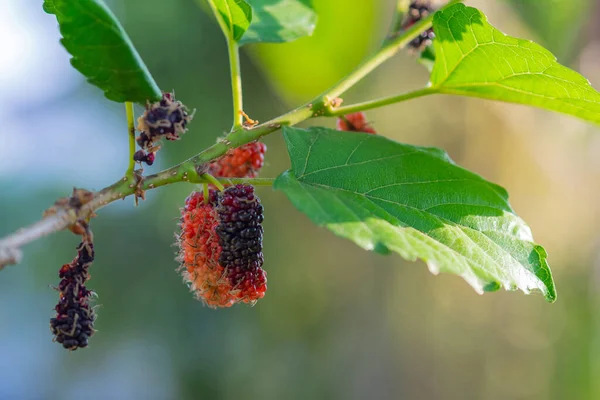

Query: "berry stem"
left=200, top=174, right=225, bottom=191
left=203, top=183, right=209, bottom=204
left=125, top=102, right=136, bottom=176
left=324, top=87, right=437, bottom=117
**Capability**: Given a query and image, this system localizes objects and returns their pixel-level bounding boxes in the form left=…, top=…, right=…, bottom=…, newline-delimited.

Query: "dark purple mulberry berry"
left=50, top=240, right=96, bottom=350
left=216, top=185, right=266, bottom=301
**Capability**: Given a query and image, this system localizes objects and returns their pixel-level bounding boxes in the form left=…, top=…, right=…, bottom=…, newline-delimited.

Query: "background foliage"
left=1, top=0, right=600, bottom=399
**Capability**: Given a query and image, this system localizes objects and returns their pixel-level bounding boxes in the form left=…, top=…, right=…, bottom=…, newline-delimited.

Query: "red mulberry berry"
left=177, top=185, right=267, bottom=307
left=136, top=92, right=193, bottom=151
left=208, top=142, right=267, bottom=178
left=50, top=241, right=96, bottom=350
left=336, top=112, right=377, bottom=134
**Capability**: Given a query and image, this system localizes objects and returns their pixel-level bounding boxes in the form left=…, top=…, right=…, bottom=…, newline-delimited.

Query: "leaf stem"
left=125, top=102, right=136, bottom=175
left=325, top=87, right=437, bottom=116
left=228, top=40, right=244, bottom=130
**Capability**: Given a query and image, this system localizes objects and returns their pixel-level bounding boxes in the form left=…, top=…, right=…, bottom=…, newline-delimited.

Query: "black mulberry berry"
left=50, top=241, right=96, bottom=350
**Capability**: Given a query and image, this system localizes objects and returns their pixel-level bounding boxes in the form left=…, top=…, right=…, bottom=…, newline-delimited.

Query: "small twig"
left=0, top=175, right=273, bottom=268
left=0, top=211, right=71, bottom=269
left=324, top=87, right=437, bottom=116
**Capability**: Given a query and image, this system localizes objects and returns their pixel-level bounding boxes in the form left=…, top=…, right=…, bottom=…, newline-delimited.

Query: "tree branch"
left=0, top=0, right=462, bottom=269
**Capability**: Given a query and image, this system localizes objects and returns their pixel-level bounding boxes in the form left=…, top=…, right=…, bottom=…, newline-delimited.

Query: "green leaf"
left=274, top=126, right=556, bottom=302
left=429, top=4, right=600, bottom=125
left=239, top=0, right=317, bottom=45
left=43, top=0, right=162, bottom=104
left=207, top=0, right=253, bottom=41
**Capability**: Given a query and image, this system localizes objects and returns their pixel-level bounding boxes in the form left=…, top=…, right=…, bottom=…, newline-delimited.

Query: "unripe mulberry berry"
left=336, top=112, right=377, bottom=134
left=136, top=92, right=193, bottom=151
left=177, top=185, right=267, bottom=307
left=50, top=241, right=96, bottom=350
left=208, top=142, right=267, bottom=178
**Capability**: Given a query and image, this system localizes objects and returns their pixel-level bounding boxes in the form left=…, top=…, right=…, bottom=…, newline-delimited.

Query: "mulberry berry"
left=177, top=185, right=267, bottom=307
left=133, top=150, right=156, bottom=166
left=50, top=241, right=96, bottom=350
left=208, top=142, right=267, bottom=178
left=336, top=112, right=377, bottom=134
left=136, top=92, right=193, bottom=151
left=404, top=0, right=436, bottom=51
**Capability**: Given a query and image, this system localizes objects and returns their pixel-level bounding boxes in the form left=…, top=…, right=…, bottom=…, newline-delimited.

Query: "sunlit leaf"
left=429, top=4, right=600, bottom=125
left=43, top=0, right=162, bottom=104
left=275, top=127, right=556, bottom=302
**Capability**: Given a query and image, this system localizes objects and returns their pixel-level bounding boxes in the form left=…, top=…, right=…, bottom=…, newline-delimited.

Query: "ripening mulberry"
left=133, top=150, right=156, bottom=166
left=136, top=92, right=193, bottom=151
left=336, top=112, right=377, bottom=134
left=177, top=184, right=267, bottom=307
left=50, top=241, right=96, bottom=350
left=404, top=0, right=436, bottom=51
left=208, top=142, right=267, bottom=178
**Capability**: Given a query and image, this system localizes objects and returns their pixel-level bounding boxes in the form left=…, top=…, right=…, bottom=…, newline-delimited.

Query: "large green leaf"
left=43, top=0, right=161, bottom=104
left=429, top=4, right=600, bottom=125
left=274, top=127, right=556, bottom=302
left=239, top=0, right=317, bottom=45
left=206, top=0, right=253, bottom=41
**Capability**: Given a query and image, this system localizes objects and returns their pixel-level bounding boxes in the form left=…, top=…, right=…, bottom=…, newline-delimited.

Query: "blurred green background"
left=1, top=0, right=600, bottom=399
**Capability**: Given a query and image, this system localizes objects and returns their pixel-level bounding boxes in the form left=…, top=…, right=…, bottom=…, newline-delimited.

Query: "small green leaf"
left=207, top=0, right=253, bottom=41
left=274, top=126, right=556, bottom=302
left=429, top=4, right=600, bottom=125
left=43, top=0, right=162, bottom=104
left=239, top=0, right=317, bottom=45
